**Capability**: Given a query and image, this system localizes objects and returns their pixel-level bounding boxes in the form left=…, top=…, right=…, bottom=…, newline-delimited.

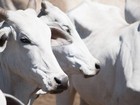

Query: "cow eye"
left=62, top=25, right=71, bottom=34
left=20, top=36, right=31, bottom=44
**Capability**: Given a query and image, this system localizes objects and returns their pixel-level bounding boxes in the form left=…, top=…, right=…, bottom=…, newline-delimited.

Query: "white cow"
left=0, top=8, right=69, bottom=104
left=125, top=0, right=140, bottom=23
left=38, top=0, right=101, bottom=77
left=43, top=1, right=140, bottom=105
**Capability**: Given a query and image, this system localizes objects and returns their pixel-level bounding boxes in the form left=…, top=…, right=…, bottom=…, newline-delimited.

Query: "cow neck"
left=10, top=72, right=38, bottom=104
left=0, top=65, right=11, bottom=93
left=0, top=65, right=38, bottom=104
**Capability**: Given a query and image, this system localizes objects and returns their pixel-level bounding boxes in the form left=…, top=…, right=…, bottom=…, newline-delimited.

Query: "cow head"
left=119, top=22, right=140, bottom=91
left=0, top=8, right=68, bottom=98
left=38, top=0, right=100, bottom=77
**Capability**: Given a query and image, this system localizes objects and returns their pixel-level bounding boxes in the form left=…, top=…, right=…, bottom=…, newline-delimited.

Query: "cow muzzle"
left=49, top=76, right=69, bottom=94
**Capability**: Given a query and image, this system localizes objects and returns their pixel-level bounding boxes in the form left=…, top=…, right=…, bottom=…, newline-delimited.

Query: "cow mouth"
left=83, top=69, right=100, bottom=78
left=49, top=85, right=68, bottom=94
left=49, top=89, right=64, bottom=94
left=37, top=85, right=67, bottom=94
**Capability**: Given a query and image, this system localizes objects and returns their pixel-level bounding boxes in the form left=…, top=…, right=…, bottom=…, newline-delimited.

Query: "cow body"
left=53, top=1, right=140, bottom=105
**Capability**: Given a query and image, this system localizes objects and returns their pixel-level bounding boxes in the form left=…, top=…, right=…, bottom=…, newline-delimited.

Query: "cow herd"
left=0, top=0, right=140, bottom=105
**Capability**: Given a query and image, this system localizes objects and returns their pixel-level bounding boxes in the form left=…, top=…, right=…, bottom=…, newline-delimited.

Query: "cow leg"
left=80, top=97, right=89, bottom=105
left=56, top=86, right=76, bottom=105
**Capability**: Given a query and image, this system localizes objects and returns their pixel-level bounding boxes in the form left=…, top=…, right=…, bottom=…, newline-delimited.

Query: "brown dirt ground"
left=33, top=93, right=80, bottom=105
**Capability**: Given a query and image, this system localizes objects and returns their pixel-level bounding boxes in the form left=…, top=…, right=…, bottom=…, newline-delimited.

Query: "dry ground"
left=33, top=93, right=80, bottom=105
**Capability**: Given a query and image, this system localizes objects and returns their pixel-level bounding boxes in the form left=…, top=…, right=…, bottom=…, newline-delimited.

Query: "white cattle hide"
left=0, top=8, right=68, bottom=104
left=38, top=0, right=101, bottom=77
left=90, top=0, right=125, bottom=16
left=45, top=0, right=125, bottom=17
left=54, top=1, right=140, bottom=105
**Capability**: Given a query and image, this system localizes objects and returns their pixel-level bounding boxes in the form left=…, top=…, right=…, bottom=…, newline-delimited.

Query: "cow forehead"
left=7, top=9, right=51, bottom=41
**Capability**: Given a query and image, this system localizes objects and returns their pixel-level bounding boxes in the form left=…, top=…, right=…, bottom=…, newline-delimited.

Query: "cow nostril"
left=95, top=63, right=100, bottom=69
left=54, top=77, right=61, bottom=84
left=54, top=77, right=68, bottom=89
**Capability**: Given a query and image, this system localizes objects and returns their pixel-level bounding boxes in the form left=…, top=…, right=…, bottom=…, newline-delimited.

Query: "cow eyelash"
left=20, top=36, right=31, bottom=44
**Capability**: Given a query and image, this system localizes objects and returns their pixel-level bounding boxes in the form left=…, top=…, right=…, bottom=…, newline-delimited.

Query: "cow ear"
left=0, top=34, right=8, bottom=46
left=0, top=33, right=8, bottom=52
left=51, top=26, right=72, bottom=46
left=0, top=25, right=10, bottom=52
